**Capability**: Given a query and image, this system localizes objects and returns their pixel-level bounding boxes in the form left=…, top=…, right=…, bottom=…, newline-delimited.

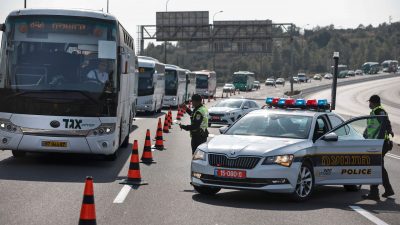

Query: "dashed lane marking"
left=113, top=185, right=131, bottom=204
left=349, top=206, right=389, bottom=225
left=386, top=153, right=400, bottom=160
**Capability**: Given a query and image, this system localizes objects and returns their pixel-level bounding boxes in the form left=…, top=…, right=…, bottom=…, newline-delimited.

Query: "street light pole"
left=331, top=52, right=339, bottom=110
left=164, top=0, right=171, bottom=64
left=212, top=11, right=223, bottom=71
left=24, top=0, right=26, bottom=8
left=107, top=0, right=109, bottom=13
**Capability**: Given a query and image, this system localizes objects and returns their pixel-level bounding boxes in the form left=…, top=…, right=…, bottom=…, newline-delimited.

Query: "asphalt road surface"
left=0, top=74, right=399, bottom=225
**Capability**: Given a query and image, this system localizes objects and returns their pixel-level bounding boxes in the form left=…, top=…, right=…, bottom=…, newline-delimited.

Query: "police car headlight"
left=262, top=154, right=294, bottom=167
left=192, top=149, right=206, bottom=161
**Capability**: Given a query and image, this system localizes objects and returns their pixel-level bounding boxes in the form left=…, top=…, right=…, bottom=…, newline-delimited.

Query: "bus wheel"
left=12, top=150, right=26, bottom=158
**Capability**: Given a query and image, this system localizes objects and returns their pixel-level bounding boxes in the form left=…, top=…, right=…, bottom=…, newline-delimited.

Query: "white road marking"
left=349, top=206, right=389, bottom=225
left=386, top=153, right=400, bottom=160
left=113, top=185, right=131, bottom=204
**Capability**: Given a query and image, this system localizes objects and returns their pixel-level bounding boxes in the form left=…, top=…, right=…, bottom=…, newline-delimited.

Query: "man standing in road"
left=362, top=94, right=395, bottom=200
left=179, top=94, right=209, bottom=154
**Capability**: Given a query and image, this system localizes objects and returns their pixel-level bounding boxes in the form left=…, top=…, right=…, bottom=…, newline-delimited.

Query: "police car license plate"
left=212, top=116, right=220, bottom=120
left=215, top=169, right=246, bottom=179
left=41, top=141, right=68, bottom=148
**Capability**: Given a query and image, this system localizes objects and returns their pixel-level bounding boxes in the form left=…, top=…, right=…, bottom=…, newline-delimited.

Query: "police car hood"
left=204, top=135, right=308, bottom=156
left=209, top=107, right=239, bottom=113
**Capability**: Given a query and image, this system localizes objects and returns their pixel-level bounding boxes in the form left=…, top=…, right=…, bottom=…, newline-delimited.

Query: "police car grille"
left=208, top=154, right=261, bottom=169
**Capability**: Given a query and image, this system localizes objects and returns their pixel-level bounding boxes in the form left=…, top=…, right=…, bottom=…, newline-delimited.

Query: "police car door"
left=313, top=115, right=385, bottom=185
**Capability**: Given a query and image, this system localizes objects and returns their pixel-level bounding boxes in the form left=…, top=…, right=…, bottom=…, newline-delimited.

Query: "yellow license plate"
left=41, top=141, right=68, bottom=148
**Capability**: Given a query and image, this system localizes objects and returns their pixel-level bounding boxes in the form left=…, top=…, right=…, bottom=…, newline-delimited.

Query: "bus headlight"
left=88, top=123, right=116, bottom=136
left=0, top=119, right=22, bottom=134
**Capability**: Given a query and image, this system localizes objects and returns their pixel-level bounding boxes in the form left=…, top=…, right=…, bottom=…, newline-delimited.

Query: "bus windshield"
left=138, top=67, right=154, bottom=96
left=0, top=16, right=119, bottom=116
left=233, top=74, right=247, bottom=83
left=165, top=69, right=177, bottom=95
left=196, top=74, right=208, bottom=89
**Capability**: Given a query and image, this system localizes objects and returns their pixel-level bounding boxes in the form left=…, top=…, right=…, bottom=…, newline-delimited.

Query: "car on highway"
left=192, top=98, right=385, bottom=201
left=355, top=70, right=363, bottom=75
left=347, top=70, right=355, bottom=76
left=222, top=83, right=236, bottom=93
left=338, top=70, right=348, bottom=78
left=275, top=78, right=285, bottom=85
left=253, top=81, right=261, bottom=90
left=208, top=99, right=260, bottom=126
left=297, top=73, right=309, bottom=82
left=313, top=74, right=322, bottom=80
left=265, top=77, right=276, bottom=86
left=324, top=73, right=333, bottom=79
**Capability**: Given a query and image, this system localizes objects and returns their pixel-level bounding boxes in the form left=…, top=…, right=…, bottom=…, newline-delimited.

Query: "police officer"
left=362, top=94, right=395, bottom=200
left=179, top=94, right=209, bottom=154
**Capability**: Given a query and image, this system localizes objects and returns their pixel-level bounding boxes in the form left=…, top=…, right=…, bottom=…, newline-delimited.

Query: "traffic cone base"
left=120, top=179, right=148, bottom=186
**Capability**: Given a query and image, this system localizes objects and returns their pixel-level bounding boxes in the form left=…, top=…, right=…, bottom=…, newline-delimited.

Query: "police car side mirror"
left=242, top=106, right=249, bottom=110
left=219, top=126, right=228, bottom=134
left=322, top=132, right=338, bottom=142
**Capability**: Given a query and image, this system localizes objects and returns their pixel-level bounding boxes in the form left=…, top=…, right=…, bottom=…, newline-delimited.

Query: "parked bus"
left=381, top=60, right=398, bottom=73
left=137, top=56, right=165, bottom=113
left=163, top=64, right=187, bottom=107
left=185, top=70, right=196, bottom=102
left=0, top=9, right=139, bottom=160
left=362, top=62, right=380, bottom=74
left=194, top=70, right=217, bottom=97
left=232, top=71, right=255, bottom=91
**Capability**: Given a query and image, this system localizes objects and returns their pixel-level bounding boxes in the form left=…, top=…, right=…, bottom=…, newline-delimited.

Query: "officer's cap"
left=368, top=95, right=380, bottom=104
left=191, top=94, right=202, bottom=102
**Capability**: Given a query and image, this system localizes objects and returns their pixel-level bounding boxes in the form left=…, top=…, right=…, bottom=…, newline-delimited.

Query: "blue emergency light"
left=277, top=98, right=286, bottom=107
left=295, top=99, right=306, bottom=108
left=266, top=97, right=273, bottom=105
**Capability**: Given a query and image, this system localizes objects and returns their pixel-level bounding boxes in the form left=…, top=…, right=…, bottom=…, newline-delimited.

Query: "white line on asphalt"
left=113, top=185, right=131, bottom=204
left=349, top=206, right=389, bottom=225
left=386, top=153, right=400, bottom=160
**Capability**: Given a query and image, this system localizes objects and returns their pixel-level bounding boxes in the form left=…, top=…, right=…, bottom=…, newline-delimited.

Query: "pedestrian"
left=179, top=94, right=209, bottom=154
left=362, top=94, right=395, bottom=200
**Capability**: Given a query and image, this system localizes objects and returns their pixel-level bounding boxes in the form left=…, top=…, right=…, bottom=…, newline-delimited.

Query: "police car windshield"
left=225, top=114, right=313, bottom=139
left=215, top=100, right=243, bottom=108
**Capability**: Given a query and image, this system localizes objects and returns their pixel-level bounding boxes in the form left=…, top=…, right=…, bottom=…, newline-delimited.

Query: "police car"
left=191, top=97, right=386, bottom=201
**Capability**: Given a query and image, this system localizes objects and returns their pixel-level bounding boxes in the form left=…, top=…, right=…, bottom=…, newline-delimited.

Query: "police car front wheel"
left=193, top=185, right=221, bottom=195
left=291, top=162, right=315, bottom=201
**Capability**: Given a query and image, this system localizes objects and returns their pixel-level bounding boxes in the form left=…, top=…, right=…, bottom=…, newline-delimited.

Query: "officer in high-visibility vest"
left=362, top=95, right=395, bottom=200
left=179, top=94, right=209, bottom=154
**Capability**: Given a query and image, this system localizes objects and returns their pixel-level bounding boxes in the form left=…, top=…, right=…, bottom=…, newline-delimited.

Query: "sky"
left=1, top=0, right=399, bottom=45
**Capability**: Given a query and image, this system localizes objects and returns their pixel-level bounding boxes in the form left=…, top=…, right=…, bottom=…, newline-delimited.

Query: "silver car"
left=192, top=107, right=385, bottom=201
left=208, top=99, right=260, bottom=126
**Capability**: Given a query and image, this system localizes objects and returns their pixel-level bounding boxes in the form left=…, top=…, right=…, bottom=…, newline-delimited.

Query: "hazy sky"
left=1, top=0, right=399, bottom=44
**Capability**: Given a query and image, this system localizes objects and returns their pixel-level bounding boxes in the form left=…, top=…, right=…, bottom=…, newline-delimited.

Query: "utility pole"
left=24, top=0, right=26, bottom=8
left=331, top=52, right=339, bottom=110
left=164, top=0, right=171, bottom=64
left=107, top=0, right=109, bottom=13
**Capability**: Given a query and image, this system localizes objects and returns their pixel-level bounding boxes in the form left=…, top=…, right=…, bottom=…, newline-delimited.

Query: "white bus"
left=0, top=9, right=139, bottom=160
left=194, top=70, right=217, bottom=97
left=137, top=56, right=165, bottom=113
left=163, top=64, right=186, bottom=107
left=185, top=70, right=196, bottom=103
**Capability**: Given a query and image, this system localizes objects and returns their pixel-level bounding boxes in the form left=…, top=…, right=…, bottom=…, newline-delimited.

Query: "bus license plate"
left=215, top=169, right=246, bottom=179
left=41, top=141, right=68, bottom=148
left=212, top=116, right=220, bottom=120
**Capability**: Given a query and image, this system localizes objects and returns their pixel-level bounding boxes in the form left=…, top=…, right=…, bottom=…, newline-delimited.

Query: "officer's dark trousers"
left=370, top=146, right=394, bottom=195
left=191, top=136, right=208, bottom=154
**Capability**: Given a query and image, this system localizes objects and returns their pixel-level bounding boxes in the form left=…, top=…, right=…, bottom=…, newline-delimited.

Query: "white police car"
left=191, top=97, right=386, bottom=201
left=208, top=98, right=260, bottom=126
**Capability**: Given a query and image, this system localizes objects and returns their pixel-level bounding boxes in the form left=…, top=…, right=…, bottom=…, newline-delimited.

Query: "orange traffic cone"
left=176, top=106, right=182, bottom=120
left=153, top=118, right=165, bottom=150
left=168, top=111, right=173, bottom=129
left=141, top=130, right=156, bottom=164
left=163, top=114, right=169, bottom=133
left=179, top=107, right=184, bottom=118
left=79, top=176, right=96, bottom=225
left=120, top=140, right=148, bottom=185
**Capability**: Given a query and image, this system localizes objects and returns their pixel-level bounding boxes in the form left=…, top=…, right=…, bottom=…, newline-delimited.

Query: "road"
left=0, top=74, right=399, bottom=225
